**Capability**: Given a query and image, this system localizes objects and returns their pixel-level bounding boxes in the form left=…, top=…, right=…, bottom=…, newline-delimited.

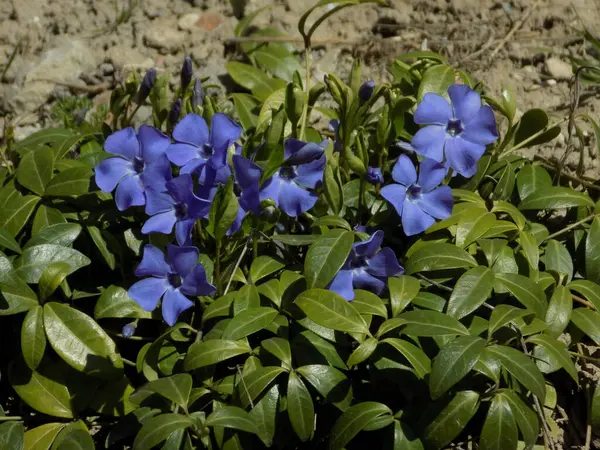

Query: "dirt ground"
left=1, top=0, right=600, bottom=179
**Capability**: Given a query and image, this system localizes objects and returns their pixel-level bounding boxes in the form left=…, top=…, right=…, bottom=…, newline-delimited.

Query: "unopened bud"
left=365, top=166, right=383, bottom=185
left=180, top=56, right=193, bottom=90
left=137, top=68, right=156, bottom=104
left=122, top=322, right=136, bottom=338
left=358, top=80, right=375, bottom=103
left=168, top=98, right=182, bottom=127
left=191, top=79, right=205, bottom=111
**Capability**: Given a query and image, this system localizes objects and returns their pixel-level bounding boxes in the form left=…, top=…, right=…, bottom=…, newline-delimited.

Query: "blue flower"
left=358, top=80, right=375, bottom=102
left=329, top=230, right=403, bottom=301
left=142, top=174, right=211, bottom=246
left=128, top=244, right=215, bottom=326
left=380, top=155, right=453, bottom=236
left=166, top=113, right=242, bottom=182
left=412, top=84, right=498, bottom=177
left=329, top=120, right=342, bottom=152
left=365, top=166, right=383, bottom=185
left=95, top=125, right=171, bottom=211
left=233, top=139, right=326, bottom=217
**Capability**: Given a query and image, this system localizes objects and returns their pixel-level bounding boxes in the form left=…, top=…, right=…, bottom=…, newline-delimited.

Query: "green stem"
left=0, top=416, right=22, bottom=422
left=299, top=45, right=311, bottom=141
left=252, top=232, right=258, bottom=260
left=215, top=240, right=222, bottom=296
left=545, top=214, right=597, bottom=241
left=501, top=117, right=569, bottom=156
left=125, top=104, right=142, bottom=126
left=122, top=357, right=136, bottom=367
left=224, top=240, right=249, bottom=295
left=569, top=351, right=600, bottom=364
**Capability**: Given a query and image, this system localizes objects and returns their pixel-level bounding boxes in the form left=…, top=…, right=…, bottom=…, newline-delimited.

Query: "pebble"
left=100, top=63, right=114, bottom=76
left=144, top=26, right=186, bottom=52
left=178, top=13, right=200, bottom=31
left=196, top=11, right=224, bottom=32
left=545, top=57, right=573, bottom=81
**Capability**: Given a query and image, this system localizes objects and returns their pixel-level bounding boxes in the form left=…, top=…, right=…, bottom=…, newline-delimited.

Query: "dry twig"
left=489, top=0, right=542, bottom=59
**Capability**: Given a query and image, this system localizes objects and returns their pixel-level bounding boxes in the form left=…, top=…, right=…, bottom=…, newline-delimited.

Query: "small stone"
left=178, top=13, right=200, bottom=31
left=545, top=57, right=572, bottom=81
left=546, top=79, right=557, bottom=86
left=196, top=11, right=224, bottom=32
left=106, top=46, right=154, bottom=71
left=144, top=25, right=186, bottom=52
left=100, top=63, right=115, bottom=76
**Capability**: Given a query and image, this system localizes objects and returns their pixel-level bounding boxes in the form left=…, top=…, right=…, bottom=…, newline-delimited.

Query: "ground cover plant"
left=2, top=1, right=600, bottom=449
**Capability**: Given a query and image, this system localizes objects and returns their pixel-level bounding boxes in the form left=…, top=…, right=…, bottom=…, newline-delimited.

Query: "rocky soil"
left=1, top=0, right=600, bottom=176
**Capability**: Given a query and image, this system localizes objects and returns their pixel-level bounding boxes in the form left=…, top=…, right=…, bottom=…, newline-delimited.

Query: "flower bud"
left=168, top=98, right=182, bottom=127
left=122, top=322, right=136, bottom=338
left=180, top=56, right=193, bottom=90
left=136, top=68, right=156, bottom=104
left=191, top=79, right=205, bottom=111
left=358, top=80, right=375, bottom=103
left=365, top=166, right=383, bottom=185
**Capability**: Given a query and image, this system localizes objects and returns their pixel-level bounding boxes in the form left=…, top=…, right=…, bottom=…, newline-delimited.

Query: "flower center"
left=133, top=156, right=144, bottom=173
left=202, top=143, right=213, bottom=158
left=407, top=184, right=423, bottom=201
left=168, top=273, right=183, bottom=288
left=279, top=167, right=297, bottom=180
left=446, top=118, right=464, bottom=136
left=174, top=202, right=188, bottom=219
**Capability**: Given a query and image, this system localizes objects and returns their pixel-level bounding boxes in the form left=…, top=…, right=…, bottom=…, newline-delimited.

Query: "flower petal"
left=418, top=185, right=453, bottom=219
left=138, top=125, right=170, bottom=163
left=352, top=268, right=386, bottom=295
left=366, top=247, right=404, bottom=278
left=142, top=154, right=172, bottom=191
left=411, top=125, right=446, bottom=162
left=104, top=127, right=139, bottom=160
left=115, top=174, right=145, bottom=211
left=135, top=245, right=171, bottom=277
left=284, top=139, right=324, bottom=165
left=417, top=157, right=447, bottom=192
left=353, top=230, right=384, bottom=259
left=173, top=113, right=209, bottom=147
left=167, top=143, right=201, bottom=167
left=233, top=155, right=262, bottom=190
left=167, top=244, right=199, bottom=277
left=295, top=155, right=325, bottom=189
left=239, top=185, right=261, bottom=214
left=259, top=176, right=282, bottom=207
left=328, top=270, right=355, bottom=301
left=462, top=105, right=498, bottom=145
left=391, top=154, right=417, bottom=186
left=181, top=264, right=216, bottom=297
left=402, top=200, right=435, bottom=236
left=227, top=207, right=246, bottom=235
left=278, top=180, right=318, bottom=217
left=161, top=288, right=194, bottom=326
left=414, top=93, right=453, bottom=125
left=186, top=195, right=212, bottom=219
left=175, top=219, right=196, bottom=246
left=448, top=84, right=481, bottom=123
left=444, top=137, right=486, bottom=177
left=166, top=174, right=194, bottom=204
left=380, top=183, right=407, bottom=217
left=141, top=210, right=177, bottom=235
left=180, top=158, right=207, bottom=176
left=128, top=277, right=168, bottom=312
left=210, top=113, right=242, bottom=151
left=95, top=157, right=133, bottom=193
left=145, top=188, right=174, bottom=216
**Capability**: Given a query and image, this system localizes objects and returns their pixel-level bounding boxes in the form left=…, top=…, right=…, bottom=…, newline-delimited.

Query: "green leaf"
left=381, top=338, right=431, bottom=378
left=14, top=128, right=75, bottom=154
left=202, top=292, right=235, bottom=323
left=494, top=273, right=547, bottom=318
left=544, top=239, right=573, bottom=283
left=518, top=187, right=594, bottom=210
left=568, top=280, right=600, bottom=311
left=184, top=339, right=251, bottom=371
left=237, top=366, right=286, bottom=409
left=388, top=275, right=420, bottom=316
left=479, top=394, right=518, bottom=450
left=513, top=109, right=549, bottom=146
left=43, top=302, right=123, bottom=379
left=225, top=61, right=286, bottom=101
left=261, top=337, right=292, bottom=367
left=133, top=413, right=192, bottom=450
left=44, top=167, right=91, bottom=196
left=55, top=429, right=94, bottom=450
left=501, top=390, right=539, bottom=447
left=295, top=289, right=369, bottom=334
left=492, top=201, right=526, bottom=230
left=571, top=308, right=600, bottom=345
left=17, top=146, right=54, bottom=196
left=351, top=290, right=387, bottom=318
left=25, top=224, right=82, bottom=249
left=254, top=47, right=303, bottom=82
left=447, top=266, right=494, bottom=319
left=393, top=421, right=424, bottom=450
left=545, top=286, right=572, bottom=337
left=488, top=305, right=532, bottom=335
left=587, top=217, right=600, bottom=284
left=297, top=364, right=352, bottom=411
left=94, top=285, right=150, bottom=319
left=0, top=421, right=24, bottom=450
left=422, top=391, right=479, bottom=450
left=311, top=216, right=352, bottom=231
left=143, top=374, right=192, bottom=409
left=249, top=384, right=279, bottom=447
left=221, top=307, right=278, bottom=340
left=405, top=243, right=477, bottom=274
left=329, top=402, right=392, bottom=450
left=304, top=229, right=354, bottom=289
left=232, top=93, right=260, bottom=130
left=516, top=164, right=552, bottom=200
left=0, top=194, right=40, bottom=237
left=250, top=256, right=285, bottom=284
left=15, top=244, right=90, bottom=283
left=87, top=225, right=116, bottom=270
left=206, top=406, right=260, bottom=435
left=39, top=262, right=71, bottom=300
left=207, top=179, right=239, bottom=241
left=88, top=376, right=136, bottom=417
left=398, top=310, right=470, bottom=336
left=287, top=371, right=314, bottom=442
left=429, top=336, right=486, bottom=399
left=272, top=234, right=318, bottom=246
left=0, top=278, right=39, bottom=316
left=486, top=345, right=546, bottom=403
left=456, top=212, right=496, bottom=248
left=21, top=305, right=46, bottom=370
left=233, top=284, right=260, bottom=315
left=417, top=64, right=455, bottom=101
left=23, top=423, right=65, bottom=450
left=519, top=231, right=539, bottom=269
left=10, top=360, right=74, bottom=418
left=347, top=337, right=378, bottom=366
left=293, top=330, right=347, bottom=370
left=527, top=334, right=578, bottom=383
left=0, top=226, right=22, bottom=253
left=323, top=163, right=344, bottom=215
left=32, top=206, right=67, bottom=235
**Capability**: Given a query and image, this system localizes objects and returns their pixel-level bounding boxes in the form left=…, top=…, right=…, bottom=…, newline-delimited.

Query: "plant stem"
left=358, top=178, right=366, bottom=220
left=500, top=117, right=569, bottom=156
left=215, top=240, right=222, bottom=297
left=224, top=240, right=249, bottom=295
left=544, top=214, right=597, bottom=241
left=0, top=416, right=22, bottom=422
left=299, top=43, right=311, bottom=141
left=569, top=351, right=600, bottom=364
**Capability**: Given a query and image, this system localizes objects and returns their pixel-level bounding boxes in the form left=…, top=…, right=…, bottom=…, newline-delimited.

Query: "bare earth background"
left=1, top=0, right=600, bottom=175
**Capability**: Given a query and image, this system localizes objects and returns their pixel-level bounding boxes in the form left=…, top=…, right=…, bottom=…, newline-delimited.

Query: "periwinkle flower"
left=191, top=79, right=205, bottom=110
left=365, top=166, right=383, bottom=185
left=380, top=155, right=453, bottom=236
left=358, top=80, right=375, bottom=103
left=168, top=98, right=182, bottom=128
left=142, top=174, right=211, bottom=246
left=122, top=322, right=136, bottom=338
left=412, top=84, right=498, bottom=177
left=329, top=230, right=403, bottom=301
left=128, top=244, right=215, bottom=326
left=136, top=67, right=156, bottom=104
left=166, top=113, right=242, bottom=181
left=180, top=56, right=193, bottom=90
left=95, top=125, right=171, bottom=211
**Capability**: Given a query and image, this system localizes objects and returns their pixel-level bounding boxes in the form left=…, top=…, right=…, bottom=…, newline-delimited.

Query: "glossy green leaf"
left=17, top=146, right=54, bottom=196
left=233, top=284, right=260, bottom=315
left=184, top=339, right=251, bottom=371
left=207, top=179, right=239, bottom=241
left=133, top=413, right=192, bottom=450
left=304, top=229, right=354, bottom=289
left=206, top=406, right=259, bottom=435
left=544, top=239, right=573, bottom=283
left=381, top=338, right=431, bottom=378
left=545, top=286, right=572, bottom=337
left=87, top=225, right=116, bottom=270
left=25, top=224, right=82, bottom=249
left=39, top=262, right=70, bottom=301
left=351, top=290, right=387, bottom=318
left=94, top=285, right=150, bottom=319
left=15, top=244, right=90, bottom=283
left=232, top=93, right=260, bottom=130
left=456, top=211, right=496, bottom=248
left=250, top=256, right=285, bottom=284
left=297, top=364, right=352, bottom=411
left=238, top=366, right=286, bottom=408
left=501, top=390, right=539, bottom=447
left=488, top=305, right=532, bottom=335
left=261, top=337, right=292, bottom=367
left=516, top=165, right=552, bottom=200
left=14, top=128, right=75, bottom=153
left=288, top=371, right=314, bottom=442
left=568, top=279, right=600, bottom=311
left=518, top=187, right=593, bottom=210
left=249, top=384, right=279, bottom=447
left=0, top=421, right=24, bottom=450
left=586, top=217, right=600, bottom=284
left=23, top=423, right=65, bottom=450
left=21, top=305, right=46, bottom=370
left=0, top=194, right=40, bottom=237
left=222, top=307, right=278, bottom=340
left=347, top=337, right=378, bottom=366
left=43, top=302, right=123, bottom=379
left=145, top=374, right=192, bottom=408
left=571, top=308, right=600, bottom=345
left=430, top=336, right=486, bottom=399
left=34, top=206, right=66, bottom=234
left=254, top=47, right=302, bottom=82
left=479, top=394, right=518, bottom=450
left=0, top=278, right=39, bottom=316
left=293, top=330, right=348, bottom=370
left=527, top=334, right=578, bottom=383
left=388, top=275, right=420, bottom=316
left=405, top=243, right=477, bottom=274
left=494, top=273, right=547, bottom=318
left=519, top=231, right=539, bottom=269
left=44, top=167, right=91, bottom=196
left=417, top=64, right=454, bottom=101
left=329, top=402, right=392, bottom=450
left=447, top=266, right=494, bottom=319
left=226, top=61, right=286, bottom=101
left=0, top=226, right=21, bottom=253
left=398, top=310, right=470, bottom=336
left=89, top=376, right=136, bottom=417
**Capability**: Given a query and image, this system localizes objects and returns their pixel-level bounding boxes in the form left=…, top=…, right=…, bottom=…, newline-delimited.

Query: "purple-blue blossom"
left=128, top=244, right=215, bottom=326
left=412, top=84, right=498, bottom=177
left=95, top=125, right=171, bottom=211
left=380, top=155, right=453, bottom=236
left=359, top=80, right=375, bottom=102
left=329, top=230, right=403, bottom=301
left=365, top=166, right=384, bottom=185
left=142, top=174, right=211, bottom=246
